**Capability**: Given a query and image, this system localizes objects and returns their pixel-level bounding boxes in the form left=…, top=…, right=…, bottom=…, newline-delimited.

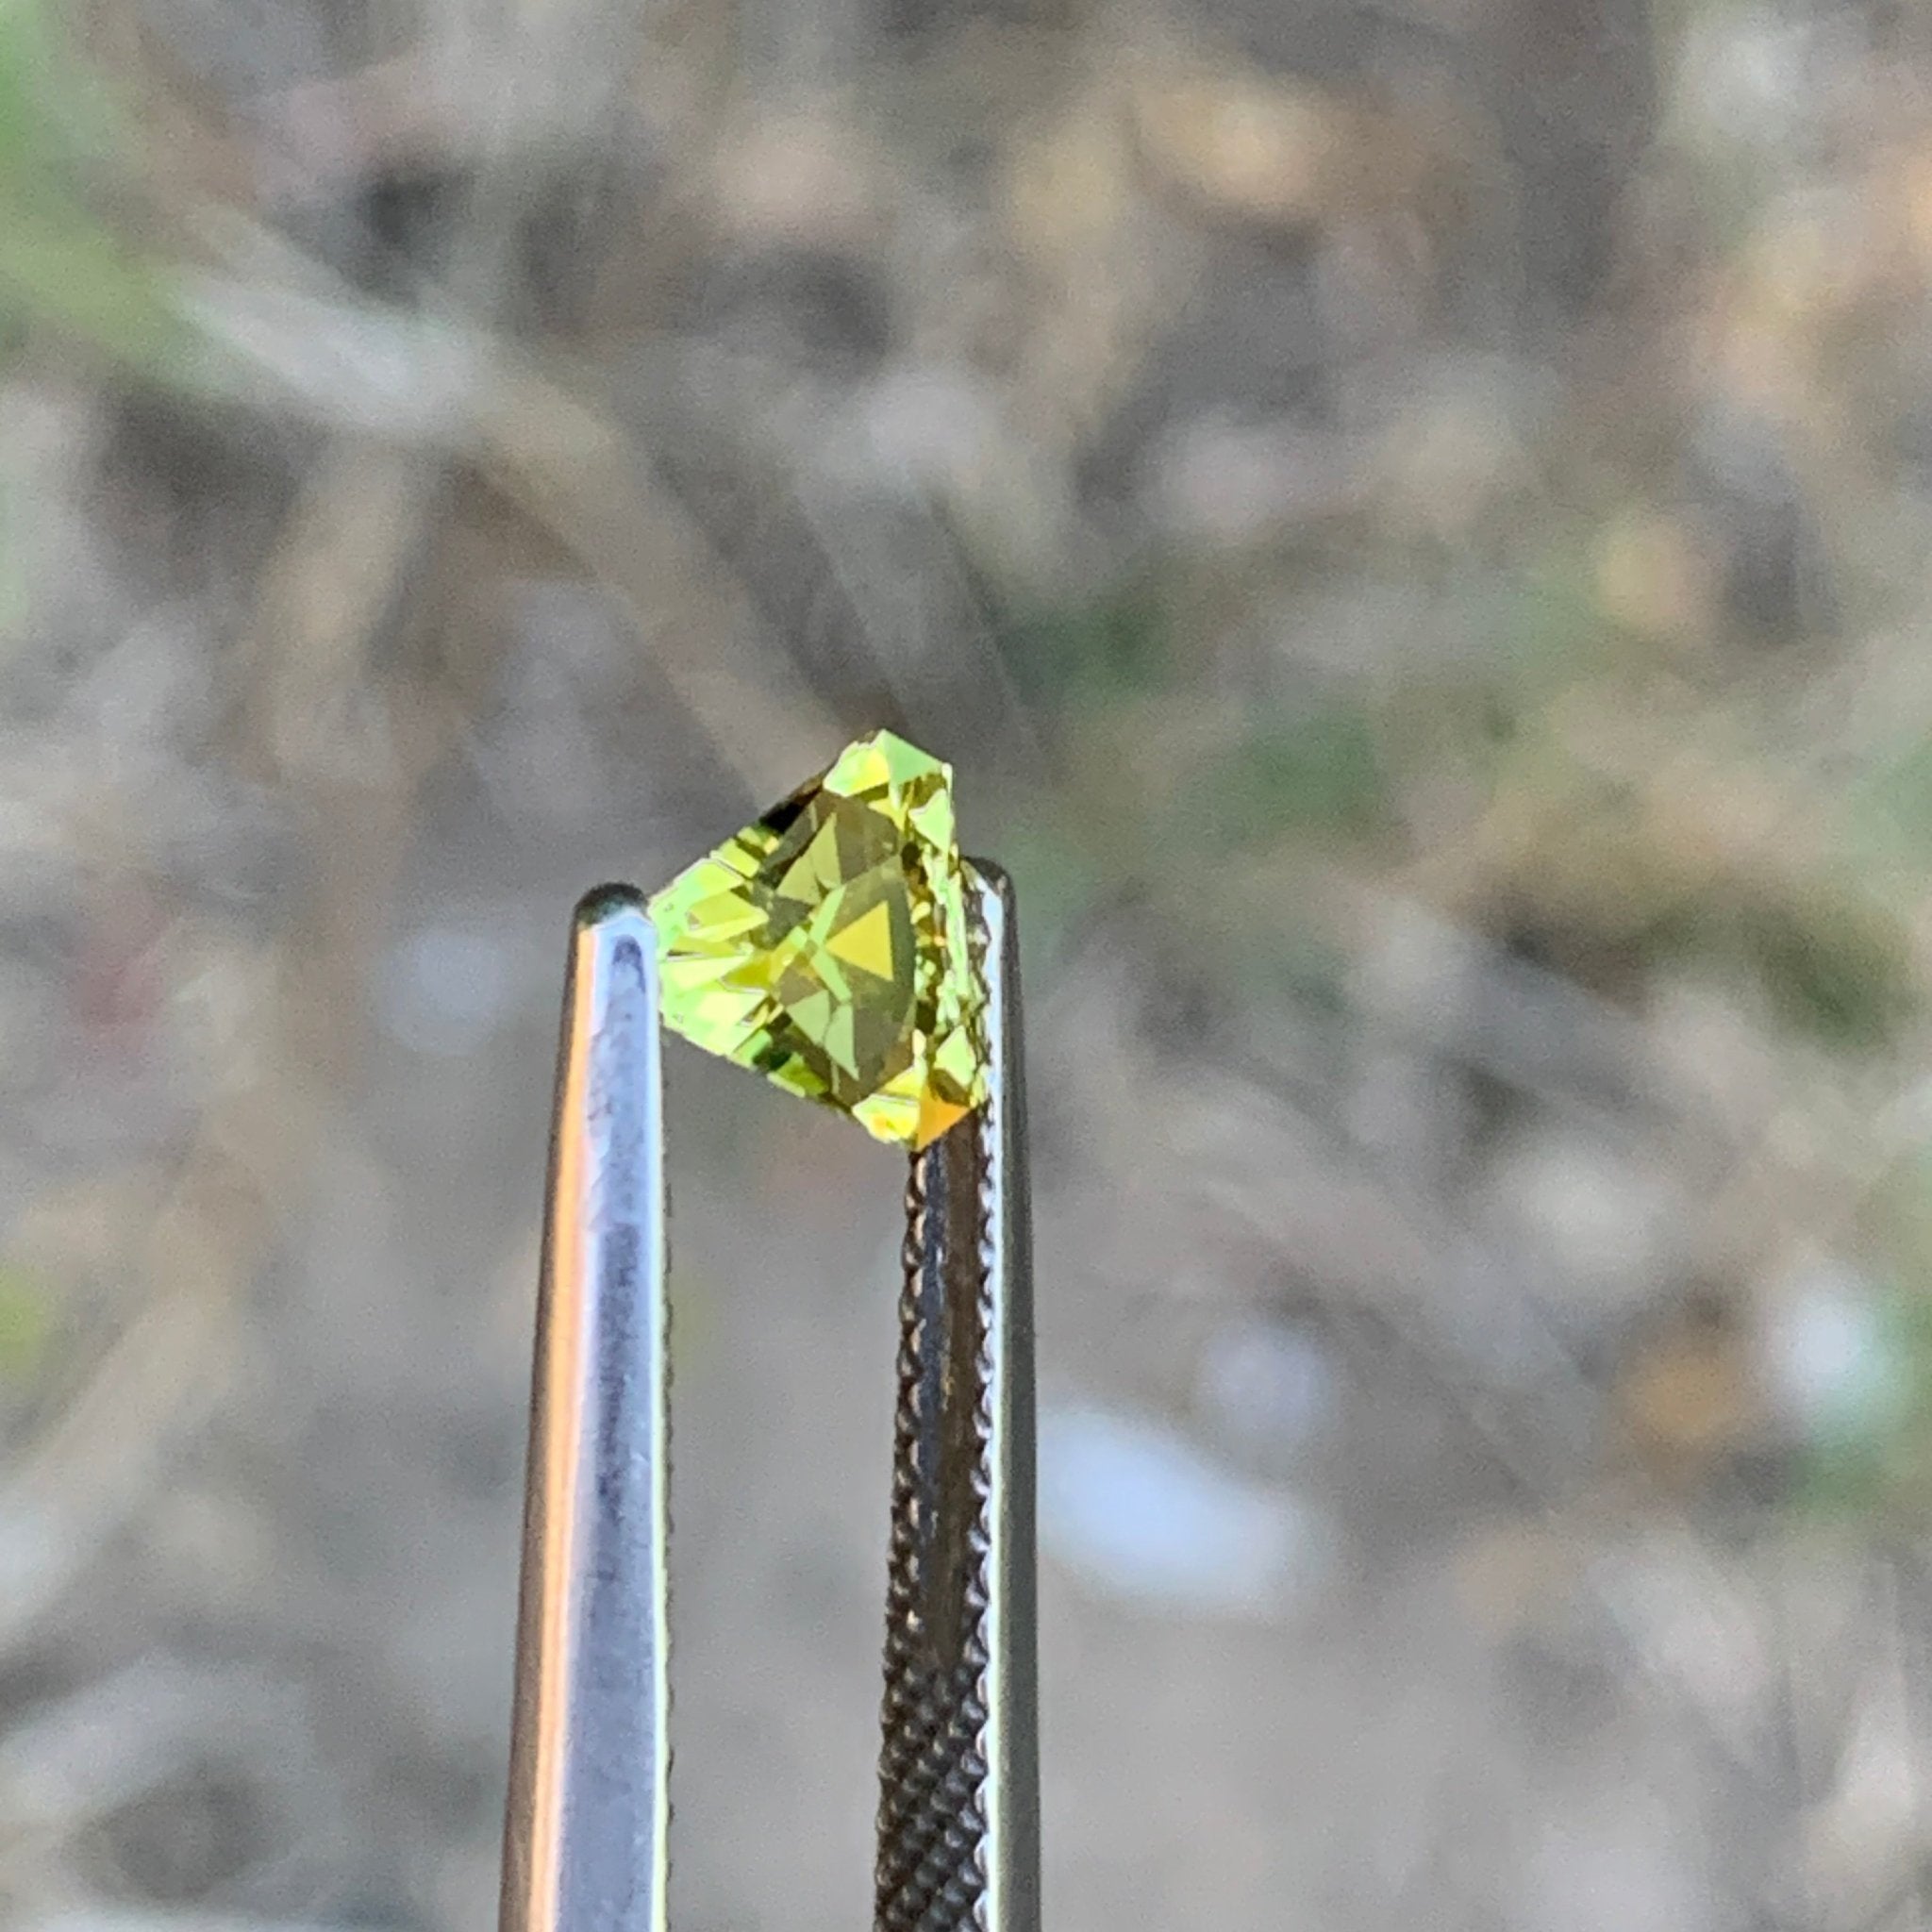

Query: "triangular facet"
left=645, top=730, right=988, bottom=1149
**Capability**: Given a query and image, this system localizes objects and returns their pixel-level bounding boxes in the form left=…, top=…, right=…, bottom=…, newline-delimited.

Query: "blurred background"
left=9, top=0, right=1932, bottom=1927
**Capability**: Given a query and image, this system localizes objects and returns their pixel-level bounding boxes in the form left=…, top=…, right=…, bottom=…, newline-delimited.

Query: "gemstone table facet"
left=646, top=730, right=988, bottom=1148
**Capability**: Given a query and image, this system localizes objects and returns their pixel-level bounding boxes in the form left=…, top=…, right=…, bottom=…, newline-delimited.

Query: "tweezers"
left=497, top=865, right=1040, bottom=1932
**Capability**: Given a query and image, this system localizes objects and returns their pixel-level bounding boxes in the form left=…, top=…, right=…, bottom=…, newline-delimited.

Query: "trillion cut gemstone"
left=646, top=730, right=988, bottom=1148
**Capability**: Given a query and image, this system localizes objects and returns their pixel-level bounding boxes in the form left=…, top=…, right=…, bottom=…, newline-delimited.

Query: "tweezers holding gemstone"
left=498, top=740, right=1038, bottom=1932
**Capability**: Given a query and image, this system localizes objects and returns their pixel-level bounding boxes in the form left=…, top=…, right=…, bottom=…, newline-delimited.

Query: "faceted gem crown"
left=646, top=730, right=988, bottom=1149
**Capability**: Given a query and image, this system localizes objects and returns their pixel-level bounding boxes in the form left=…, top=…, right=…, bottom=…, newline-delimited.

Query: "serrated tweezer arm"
left=499, top=868, right=1038, bottom=1932
left=878, top=864, right=1040, bottom=1932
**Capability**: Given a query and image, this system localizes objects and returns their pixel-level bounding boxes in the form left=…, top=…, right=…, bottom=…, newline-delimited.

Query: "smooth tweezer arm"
left=500, top=888, right=670, bottom=1932
left=499, top=870, right=1037, bottom=1932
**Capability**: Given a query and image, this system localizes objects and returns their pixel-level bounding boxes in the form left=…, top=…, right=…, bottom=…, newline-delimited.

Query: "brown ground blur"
left=8, top=1, right=1932, bottom=1927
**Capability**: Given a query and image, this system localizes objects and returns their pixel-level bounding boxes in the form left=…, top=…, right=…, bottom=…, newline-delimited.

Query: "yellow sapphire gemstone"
left=646, top=730, right=988, bottom=1149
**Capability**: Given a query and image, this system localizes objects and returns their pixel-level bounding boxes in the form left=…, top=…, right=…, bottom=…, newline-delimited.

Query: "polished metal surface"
left=500, top=886, right=669, bottom=1932
left=877, top=863, right=1041, bottom=1932
left=499, top=867, right=1038, bottom=1932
